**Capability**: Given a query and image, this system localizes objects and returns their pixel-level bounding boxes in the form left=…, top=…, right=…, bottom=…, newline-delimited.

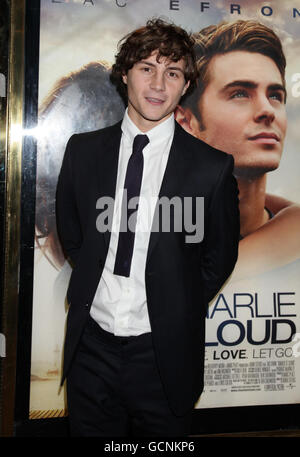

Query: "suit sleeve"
left=200, top=154, right=240, bottom=304
left=56, top=135, right=82, bottom=267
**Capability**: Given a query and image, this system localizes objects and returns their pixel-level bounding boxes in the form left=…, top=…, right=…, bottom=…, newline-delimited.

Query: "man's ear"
left=174, top=105, right=202, bottom=139
left=122, top=73, right=127, bottom=85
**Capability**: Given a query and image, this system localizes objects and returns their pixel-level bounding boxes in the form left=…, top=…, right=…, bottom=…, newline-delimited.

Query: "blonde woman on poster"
left=30, top=62, right=124, bottom=414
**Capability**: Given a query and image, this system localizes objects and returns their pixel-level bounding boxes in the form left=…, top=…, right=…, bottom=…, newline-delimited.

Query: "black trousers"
left=66, top=315, right=192, bottom=437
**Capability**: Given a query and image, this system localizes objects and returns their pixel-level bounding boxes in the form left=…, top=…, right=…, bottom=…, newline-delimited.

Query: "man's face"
left=123, top=51, right=190, bottom=132
left=196, top=51, right=287, bottom=177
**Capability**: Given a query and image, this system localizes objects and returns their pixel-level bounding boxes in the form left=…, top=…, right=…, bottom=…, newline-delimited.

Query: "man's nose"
left=253, top=96, right=275, bottom=125
left=150, top=72, right=165, bottom=91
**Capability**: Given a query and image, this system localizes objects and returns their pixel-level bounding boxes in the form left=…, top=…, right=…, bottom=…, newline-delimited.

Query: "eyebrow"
left=138, top=60, right=185, bottom=74
left=221, top=80, right=287, bottom=99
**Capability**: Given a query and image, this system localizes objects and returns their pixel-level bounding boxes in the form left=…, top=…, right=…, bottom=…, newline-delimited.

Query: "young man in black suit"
left=56, top=18, right=240, bottom=436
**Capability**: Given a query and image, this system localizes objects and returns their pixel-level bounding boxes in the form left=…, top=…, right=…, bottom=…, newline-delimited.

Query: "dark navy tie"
left=113, top=134, right=149, bottom=277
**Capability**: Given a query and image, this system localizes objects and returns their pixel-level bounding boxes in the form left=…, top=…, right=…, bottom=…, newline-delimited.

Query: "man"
left=176, top=20, right=300, bottom=281
left=56, top=18, right=239, bottom=436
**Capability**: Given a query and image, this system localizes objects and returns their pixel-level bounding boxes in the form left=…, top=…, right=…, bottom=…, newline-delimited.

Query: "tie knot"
left=133, top=134, right=149, bottom=154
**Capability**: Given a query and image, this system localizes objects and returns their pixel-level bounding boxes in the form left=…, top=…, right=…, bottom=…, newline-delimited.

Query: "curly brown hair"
left=111, top=18, right=199, bottom=98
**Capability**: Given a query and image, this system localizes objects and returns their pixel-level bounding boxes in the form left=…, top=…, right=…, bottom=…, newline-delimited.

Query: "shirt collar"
left=121, top=108, right=175, bottom=147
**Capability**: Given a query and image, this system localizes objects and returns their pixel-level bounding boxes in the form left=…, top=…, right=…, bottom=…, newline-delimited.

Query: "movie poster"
left=30, top=0, right=300, bottom=418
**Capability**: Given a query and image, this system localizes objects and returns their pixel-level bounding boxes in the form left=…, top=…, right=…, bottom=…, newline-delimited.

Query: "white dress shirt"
left=90, top=110, right=175, bottom=335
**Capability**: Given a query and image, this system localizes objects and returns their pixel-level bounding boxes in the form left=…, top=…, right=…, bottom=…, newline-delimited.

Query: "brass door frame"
left=1, top=0, right=25, bottom=437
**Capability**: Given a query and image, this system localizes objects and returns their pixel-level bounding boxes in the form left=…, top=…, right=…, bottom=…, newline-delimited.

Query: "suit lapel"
left=146, top=121, right=185, bottom=264
left=97, top=121, right=122, bottom=249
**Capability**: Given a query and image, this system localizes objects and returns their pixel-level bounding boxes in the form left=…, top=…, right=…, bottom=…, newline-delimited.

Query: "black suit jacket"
left=56, top=120, right=240, bottom=416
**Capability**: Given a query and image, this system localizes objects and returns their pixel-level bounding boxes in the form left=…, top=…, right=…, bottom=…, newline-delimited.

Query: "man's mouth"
left=145, top=97, right=165, bottom=105
left=248, top=132, right=280, bottom=144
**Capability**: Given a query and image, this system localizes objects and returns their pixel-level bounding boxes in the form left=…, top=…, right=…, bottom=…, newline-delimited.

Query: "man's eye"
left=230, top=89, right=249, bottom=99
left=269, top=92, right=283, bottom=102
left=168, top=71, right=178, bottom=78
